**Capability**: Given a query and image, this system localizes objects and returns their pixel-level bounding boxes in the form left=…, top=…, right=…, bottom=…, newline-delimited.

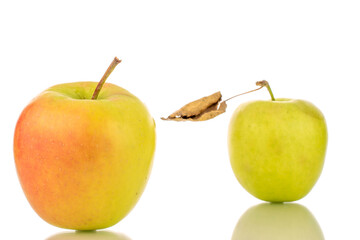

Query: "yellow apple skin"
left=228, top=98, right=327, bottom=202
left=14, top=82, right=156, bottom=230
left=232, top=203, right=324, bottom=240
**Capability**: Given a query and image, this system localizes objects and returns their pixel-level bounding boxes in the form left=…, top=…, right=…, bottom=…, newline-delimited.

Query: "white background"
left=1, top=0, right=359, bottom=239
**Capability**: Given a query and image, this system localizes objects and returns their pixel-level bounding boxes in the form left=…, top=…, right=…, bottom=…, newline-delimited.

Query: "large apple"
left=232, top=203, right=324, bottom=239
left=228, top=81, right=327, bottom=202
left=13, top=58, right=156, bottom=230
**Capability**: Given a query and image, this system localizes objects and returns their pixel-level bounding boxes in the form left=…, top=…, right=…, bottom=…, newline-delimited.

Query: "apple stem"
left=224, top=80, right=276, bottom=102
left=91, top=57, right=122, bottom=100
left=256, top=80, right=275, bottom=101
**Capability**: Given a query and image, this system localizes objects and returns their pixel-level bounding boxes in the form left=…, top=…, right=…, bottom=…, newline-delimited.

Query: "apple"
left=228, top=81, right=327, bottom=202
left=13, top=58, right=156, bottom=230
left=232, top=203, right=324, bottom=239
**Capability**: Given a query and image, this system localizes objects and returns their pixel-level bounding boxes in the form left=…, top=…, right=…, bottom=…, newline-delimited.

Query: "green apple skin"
left=232, top=203, right=324, bottom=240
left=14, top=82, right=156, bottom=230
left=228, top=98, right=327, bottom=202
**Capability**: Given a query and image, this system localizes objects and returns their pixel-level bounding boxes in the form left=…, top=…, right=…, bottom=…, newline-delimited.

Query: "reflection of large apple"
left=232, top=203, right=324, bottom=240
left=228, top=82, right=327, bottom=202
left=14, top=58, right=156, bottom=230
left=47, top=231, right=131, bottom=240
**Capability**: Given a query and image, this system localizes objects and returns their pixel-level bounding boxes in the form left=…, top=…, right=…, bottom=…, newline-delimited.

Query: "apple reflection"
left=232, top=203, right=324, bottom=240
left=46, top=230, right=131, bottom=240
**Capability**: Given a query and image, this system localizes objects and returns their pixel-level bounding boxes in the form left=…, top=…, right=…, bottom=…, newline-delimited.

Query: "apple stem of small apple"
left=256, top=80, right=275, bottom=101
left=91, top=57, right=122, bottom=100
left=224, top=80, right=276, bottom=102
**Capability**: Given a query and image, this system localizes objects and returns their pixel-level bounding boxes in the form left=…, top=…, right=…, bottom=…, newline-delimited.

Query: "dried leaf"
left=194, top=101, right=227, bottom=121
left=161, top=91, right=227, bottom=121
left=169, top=91, right=221, bottom=118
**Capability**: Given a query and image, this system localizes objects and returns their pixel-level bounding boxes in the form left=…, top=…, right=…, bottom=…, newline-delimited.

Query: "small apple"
left=232, top=203, right=324, bottom=240
left=14, top=58, right=156, bottom=230
left=228, top=81, right=327, bottom=202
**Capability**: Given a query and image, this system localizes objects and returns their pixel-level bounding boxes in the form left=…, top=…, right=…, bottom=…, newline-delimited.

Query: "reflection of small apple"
left=232, top=203, right=324, bottom=240
left=228, top=81, right=327, bottom=202
left=46, top=231, right=131, bottom=240
left=14, top=58, right=156, bottom=230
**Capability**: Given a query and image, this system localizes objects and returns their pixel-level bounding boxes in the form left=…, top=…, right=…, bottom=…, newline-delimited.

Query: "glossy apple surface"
left=228, top=98, right=327, bottom=202
left=14, top=82, right=156, bottom=230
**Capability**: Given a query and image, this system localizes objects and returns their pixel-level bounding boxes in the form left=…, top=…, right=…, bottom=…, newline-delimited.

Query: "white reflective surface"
left=1, top=0, right=360, bottom=239
left=47, top=231, right=131, bottom=240
left=232, top=203, right=324, bottom=240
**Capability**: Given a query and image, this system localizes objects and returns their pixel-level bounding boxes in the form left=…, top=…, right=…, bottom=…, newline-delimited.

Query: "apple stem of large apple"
left=91, top=57, right=122, bottom=100
left=256, top=80, right=275, bottom=101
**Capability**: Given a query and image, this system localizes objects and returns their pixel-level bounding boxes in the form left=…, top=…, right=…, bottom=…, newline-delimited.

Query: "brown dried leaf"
left=161, top=91, right=227, bottom=121
left=169, top=91, right=221, bottom=118
left=193, top=101, right=227, bottom=121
